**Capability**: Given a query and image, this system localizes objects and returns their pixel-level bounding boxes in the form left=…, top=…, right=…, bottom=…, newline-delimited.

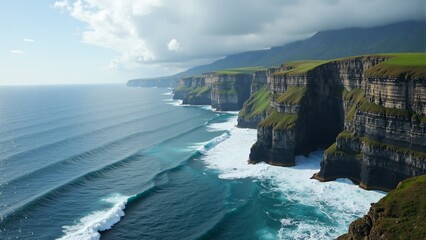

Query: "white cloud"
left=24, top=38, right=35, bottom=42
left=54, top=0, right=426, bottom=75
left=54, top=0, right=69, bottom=9
left=10, top=50, right=26, bottom=54
left=167, top=39, right=182, bottom=52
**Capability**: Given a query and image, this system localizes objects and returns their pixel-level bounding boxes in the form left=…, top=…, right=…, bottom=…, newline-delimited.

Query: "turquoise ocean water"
left=0, top=85, right=384, bottom=239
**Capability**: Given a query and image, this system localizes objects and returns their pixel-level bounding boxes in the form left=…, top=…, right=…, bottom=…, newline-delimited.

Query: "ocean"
left=0, top=85, right=384, bottom=240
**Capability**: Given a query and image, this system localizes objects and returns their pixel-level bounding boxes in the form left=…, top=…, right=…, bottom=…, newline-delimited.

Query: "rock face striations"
left=173, top=70, right=262, bottom=111
left=247, top=54, right=426, bottom=190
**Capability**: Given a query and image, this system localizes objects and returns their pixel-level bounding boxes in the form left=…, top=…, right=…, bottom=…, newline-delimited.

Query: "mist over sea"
left=0, top=85, right=384, bottom=239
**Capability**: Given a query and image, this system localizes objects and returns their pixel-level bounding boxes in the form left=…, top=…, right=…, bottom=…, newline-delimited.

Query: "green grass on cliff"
left=365, top=53, right=426, bottom=79
left=275, top=86, right=307, bottom=104
left=336, top=130, right=356, bottom=140
left=273, top=60, right=326, bottom=76
left=342, top=88, right=416, bottom=120
left=358, top=101, right=413, bottom=118
left=342, top=88, right=368, bottom=121
left=174, top=85, right=192, bottom=92
left=215, top=66, right=268, bottom=75
left=238, top=86, right=270, bottom=120
left=361, top=137, right=426, bottom=159
left=326, top=131, right=426, bottom=160
left=216, top=89, right=237, bottom=95
left=189, top=86, right=210, bottom=95
left=271, top=53, right=426, bottom=78
left=413, top=113, right=426, bottom=124
left=364, top=175, right=426, bottom=239
left=324, top=142, right=361, bottom=157
left=259, top=111, right=298, bottom=130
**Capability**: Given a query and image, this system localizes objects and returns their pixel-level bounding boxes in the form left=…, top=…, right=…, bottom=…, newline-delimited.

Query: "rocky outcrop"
left=173, top=72, right=257, bottom=111
left=338, top=175, right=426, bottom=240
left=237, top=66, right=293, bottom=128
left=173, top=76, right=211, bottom=105
left=314, top=66, right=426, bottom=190
left=249, top=54, right=426, bottom=190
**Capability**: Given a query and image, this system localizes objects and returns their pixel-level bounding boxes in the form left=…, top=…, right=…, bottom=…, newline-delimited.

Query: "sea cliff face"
left=248, top=54, right=426, bottom=190
left=173, top=72, right=256, bottom=111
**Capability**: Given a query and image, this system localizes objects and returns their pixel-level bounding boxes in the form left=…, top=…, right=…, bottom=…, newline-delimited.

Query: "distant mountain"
left=128, top=20, right=426, bottom=86
left=180, top=21, right=426, bottom=76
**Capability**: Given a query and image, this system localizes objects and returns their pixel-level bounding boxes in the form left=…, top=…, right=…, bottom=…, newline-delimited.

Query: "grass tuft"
left=259, top=111, right=298, bottom=130
left=239, top=86, right=270, bottom=120
left=215, top=66, right=268, bottom=75
left=275, top=86, right=307, bottom=104
left=273, top=60, right=326, bottom=76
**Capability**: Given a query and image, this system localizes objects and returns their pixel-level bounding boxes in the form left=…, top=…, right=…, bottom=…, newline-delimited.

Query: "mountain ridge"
left=127, top=20, right=426, bottom=87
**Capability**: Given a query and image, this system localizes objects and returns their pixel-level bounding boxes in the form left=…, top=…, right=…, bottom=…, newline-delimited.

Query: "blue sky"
left=1, top=0, right=425, bottom=85
left=0, top=0, right=122, bottom=85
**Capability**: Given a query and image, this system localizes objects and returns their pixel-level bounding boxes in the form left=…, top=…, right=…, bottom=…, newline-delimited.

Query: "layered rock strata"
left=248, top=55, right=426, bottom=190
left=173, top=72, right=255, bottom=111
left=237, top=65, right=293, bottom=128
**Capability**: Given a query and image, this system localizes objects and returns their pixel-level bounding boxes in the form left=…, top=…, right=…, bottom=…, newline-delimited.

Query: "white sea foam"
left=200, top=118, right=386, bottom=240
left=162, top=91, right=174, bottom=95
left=57, top=193, right=130, bottom=240
left=166, top=98, right=215, bottom=111
left=197, top=132, right=231, bottom=155
left=198, top=105, right=214, bottom=111
left=166, top=99, right=183, bottom=106
left=206, top=117, right=237, bottom=132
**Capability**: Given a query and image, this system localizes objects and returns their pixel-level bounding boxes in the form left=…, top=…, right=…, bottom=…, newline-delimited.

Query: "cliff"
left=173, top=67, right=266, bottom=111
left=249, top=53, right=426, bottom=189
left=237, top=65, right=294, bottom=128
left=338, top=175, right=426, bottom=240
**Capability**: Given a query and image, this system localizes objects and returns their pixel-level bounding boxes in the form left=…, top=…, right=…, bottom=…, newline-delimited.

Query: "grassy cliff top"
left=215, top=66, right=268, bottom=75
left=271, top=53, right=426, bottom=78
left=275, top=86, right=307, bottom=104
left=258, top=111, right=298, bottom=130
left=273, top=60, right=326, bottom=76
left=238, top=86, right=270, bottom=120
left=340, top=175, right=426, bottom=240
left=365, top=53, right=426, bottom=79
left=207, top=53, right=425, bottom=78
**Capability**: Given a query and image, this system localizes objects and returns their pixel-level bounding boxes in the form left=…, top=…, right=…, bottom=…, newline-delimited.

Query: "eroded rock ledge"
left=247, top=54, right=426, bottom=190
left=173, top=72, right=257, bottom=111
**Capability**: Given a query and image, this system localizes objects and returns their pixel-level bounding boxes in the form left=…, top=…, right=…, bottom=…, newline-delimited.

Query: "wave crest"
left=57, top=194, right=130, bottom=240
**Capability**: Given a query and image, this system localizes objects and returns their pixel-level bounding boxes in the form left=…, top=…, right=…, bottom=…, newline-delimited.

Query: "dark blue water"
left=0, top=85, right=384, bottom=240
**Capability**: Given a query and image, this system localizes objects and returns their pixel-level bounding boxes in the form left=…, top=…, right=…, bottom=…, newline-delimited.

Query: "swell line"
left=0, top=152, right=145, bottom=222
left=145, top=114, right=227, bottom=148
left=0, top=93, right=155, bottom=131
left=0, top=110, right=208, bottom=185
left=0, top=101, right=162, bottom=146
left=0, top=112, right=216, bottom=220
left=0, top=101, right=158, bottom=141
left=0, top=107, right=179, bottom=163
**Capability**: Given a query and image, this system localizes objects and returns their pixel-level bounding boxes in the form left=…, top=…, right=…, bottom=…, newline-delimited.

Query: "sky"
left=1, top=0, right=425, bottom=85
